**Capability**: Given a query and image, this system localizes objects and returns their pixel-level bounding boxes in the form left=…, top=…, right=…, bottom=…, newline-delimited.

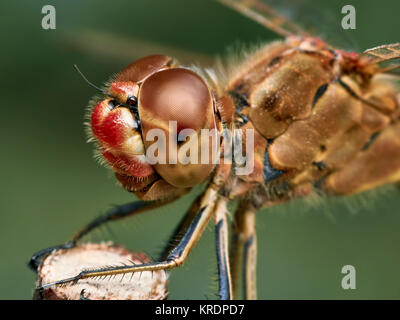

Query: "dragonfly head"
left=88, top=55, right=217, bottom=199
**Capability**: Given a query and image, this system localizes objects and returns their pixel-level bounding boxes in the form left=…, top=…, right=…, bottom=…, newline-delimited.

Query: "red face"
left=89, top=55, right=217, bottom=200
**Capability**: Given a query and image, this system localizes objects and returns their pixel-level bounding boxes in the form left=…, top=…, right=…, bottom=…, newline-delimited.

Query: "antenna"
left=73, top=64, right=104, bottom=93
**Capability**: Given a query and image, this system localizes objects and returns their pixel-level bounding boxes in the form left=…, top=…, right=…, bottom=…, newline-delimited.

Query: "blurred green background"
left=1, top=0, right=399, bottom=299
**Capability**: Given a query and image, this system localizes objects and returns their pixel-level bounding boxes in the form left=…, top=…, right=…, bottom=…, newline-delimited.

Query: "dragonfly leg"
left=214, top=198, right=233, bottom=300
left=159, top=194, right=203, bottom=260
left=38, top=188, right=219, bottom=290
left=69, top=200, right=171, bottom=243
left=161, top=192, right=233, bottom=299
left=29, top=199, right=172, bottom=272
left=29, top=243, right=75, bottom=273
left=230, top=203, right=257, bottom=300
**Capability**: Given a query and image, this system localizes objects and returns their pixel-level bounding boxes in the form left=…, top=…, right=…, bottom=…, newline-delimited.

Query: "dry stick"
left=34, top=242, right=168, bottom=300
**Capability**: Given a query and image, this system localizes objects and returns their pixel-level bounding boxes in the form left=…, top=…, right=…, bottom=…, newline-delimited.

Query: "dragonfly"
left=29, top=0, right=400, bottom=300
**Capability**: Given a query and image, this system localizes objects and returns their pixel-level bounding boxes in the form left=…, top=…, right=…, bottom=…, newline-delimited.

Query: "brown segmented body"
left=222, top=37, right=399, bottom=203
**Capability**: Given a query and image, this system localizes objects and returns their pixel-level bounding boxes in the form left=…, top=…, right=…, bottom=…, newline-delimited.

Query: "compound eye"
left=138, top=68, right=216, bottom=188
left=126, top=95, right=137, bottom=107
left=138, top=68, right=213, bottom=132
left=115, top=55, right=172, bottom=83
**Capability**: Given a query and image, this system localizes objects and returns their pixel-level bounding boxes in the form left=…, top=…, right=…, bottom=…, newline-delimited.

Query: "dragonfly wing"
left=360, top=43, right=400, bottom=75
left=61, top=28, right=215, bottom=66
left=217, top=0, right=309, bottom=38
left=216, top=0, right=359, bottom=51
